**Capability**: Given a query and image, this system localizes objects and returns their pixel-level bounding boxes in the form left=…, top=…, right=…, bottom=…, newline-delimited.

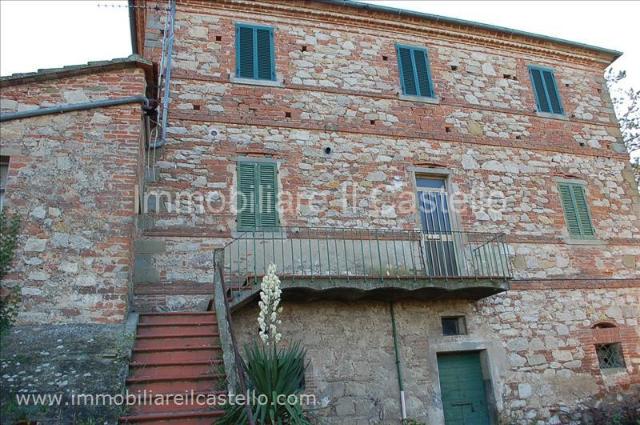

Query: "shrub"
left=0, top=211, right=21, bottom=333
left=219, top=342, right=309, bottom=425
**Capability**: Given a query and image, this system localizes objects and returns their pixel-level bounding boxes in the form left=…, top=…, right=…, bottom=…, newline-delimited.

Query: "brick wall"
left=0, top=67, right=147, bottom=324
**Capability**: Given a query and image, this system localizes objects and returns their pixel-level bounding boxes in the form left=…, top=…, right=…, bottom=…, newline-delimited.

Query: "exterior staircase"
left=120, top=312, right=226, bottom=424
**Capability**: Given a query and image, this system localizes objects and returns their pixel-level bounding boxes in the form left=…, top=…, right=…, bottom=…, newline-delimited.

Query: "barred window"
left=595, top=343, right=625, bottom=369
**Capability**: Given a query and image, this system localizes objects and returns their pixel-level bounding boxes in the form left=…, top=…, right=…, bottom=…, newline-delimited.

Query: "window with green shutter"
left=529, top=65, right=564, bottom=115
left=558, top=182, right=595, bottom=239
left=396, top=44, right=435, bottom=98
left=235, top=23, right=275, bottom=81
left=237, top=161, right=279, bottom=230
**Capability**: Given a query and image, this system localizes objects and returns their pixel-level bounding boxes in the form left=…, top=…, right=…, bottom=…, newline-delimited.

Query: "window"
left=528, top=65, right=563, bottom=115
left=235, top=23, right=275, bottom=81
left=0, top=156, right=8, bottom=211
left=237, top=161, right=278, bottom=230
left=396, top=45, right=434, bottom=98
left=557, top=182, right=595, bottom=239
left=596, top=343, right=626, bottom=369
left=442, top=316, right=467, bottom=336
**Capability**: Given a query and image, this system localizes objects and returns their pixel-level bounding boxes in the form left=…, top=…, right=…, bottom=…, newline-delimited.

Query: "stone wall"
left=0, top=67, right=148, bottom=324
left=0, top=322, right=135, bottom=424
left=234, top=287, right=640, bottom=425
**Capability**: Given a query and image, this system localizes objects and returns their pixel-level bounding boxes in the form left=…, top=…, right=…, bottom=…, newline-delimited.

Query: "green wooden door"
left=437, top=352, right=491, bottom=425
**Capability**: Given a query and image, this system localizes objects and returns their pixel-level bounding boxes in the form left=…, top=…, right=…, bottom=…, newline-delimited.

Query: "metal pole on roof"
left=159, top=0, right=176, bottom=144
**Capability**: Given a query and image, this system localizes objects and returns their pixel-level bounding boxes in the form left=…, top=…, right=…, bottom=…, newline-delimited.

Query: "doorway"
left=416, top=176, right=459, bottom=276
left=437, top=351, right=491, bottom=425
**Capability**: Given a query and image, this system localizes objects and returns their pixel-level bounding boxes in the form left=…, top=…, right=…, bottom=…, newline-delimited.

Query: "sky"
left=0, top=0, right=638, bottom=158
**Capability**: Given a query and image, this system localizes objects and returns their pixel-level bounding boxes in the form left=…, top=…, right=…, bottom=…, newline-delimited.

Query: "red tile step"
left=120, top=409, right=224, bottom=424
left=121, top=312, right=227, bottom=424
left=133, top=338, right=220, bottom=351
left=138, top=312, right=217, bottom=326
left=138, top=323, right=218, bottom=338
left=128, top=361, right=222, bottom=380
left=131, top=347, right=221, bottom=364
left=125, top=390, right=227, bottom=415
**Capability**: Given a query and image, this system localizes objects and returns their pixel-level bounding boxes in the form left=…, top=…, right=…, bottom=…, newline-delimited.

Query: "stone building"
left=1, top=0, right=639, bottom=424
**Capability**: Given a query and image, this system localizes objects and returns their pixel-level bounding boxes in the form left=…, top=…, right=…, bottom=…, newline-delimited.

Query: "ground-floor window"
left=595, top=343, right=626, bottom=369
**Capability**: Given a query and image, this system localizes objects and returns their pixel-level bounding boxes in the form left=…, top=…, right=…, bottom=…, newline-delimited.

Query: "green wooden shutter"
left=558, top=183, right=595, bottom=238
left=236, top=24, right=275, bottom=81
left=529, top=67, right=550, bottom=112
left=257, top=163, right=278, bottom=229
left=237, top=162, right=257, bottom=230
left=542, top=70, right=563, bottom=114
left=397, top=46, right=417, bottom=96
left=529, top=65, right=563, bottom=114
left=236, top=26, right=255, bottom=79
left=397, top=45, right=434, bottom=98
left=237, top=162, right=278, bottom=230
left=256, top=28, right=274, bottom=80
left=571, top=184, right=595, bottom=237
left=413, top=49, right=434, bottom=98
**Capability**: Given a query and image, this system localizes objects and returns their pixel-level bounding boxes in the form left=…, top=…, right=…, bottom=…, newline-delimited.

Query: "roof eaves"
left=0, top=55, right=153, bottom=88
left=318, top=0, right=622, bottom=61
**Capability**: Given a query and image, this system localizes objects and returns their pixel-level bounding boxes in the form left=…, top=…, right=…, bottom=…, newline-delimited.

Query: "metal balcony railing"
left=217, top=227, right=512, bottom=304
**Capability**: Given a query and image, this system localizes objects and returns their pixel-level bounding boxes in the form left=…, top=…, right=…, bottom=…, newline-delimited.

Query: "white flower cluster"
left=258, top=264, right=283, bottom=345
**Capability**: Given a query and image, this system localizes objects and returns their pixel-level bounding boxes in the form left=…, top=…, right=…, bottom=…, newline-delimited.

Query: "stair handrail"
left=213, top=248, right=256, bottom=425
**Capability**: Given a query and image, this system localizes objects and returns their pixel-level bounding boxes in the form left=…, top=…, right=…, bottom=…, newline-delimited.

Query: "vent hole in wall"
left=324, top=146, right=332, bottom=155
left=285, top=111, right=292, bottom=118
left=451, top=65, right=458, bottom=71
left=503, top=74, right=511, bottom=79
left=216, top=35, right=222, bottom=41
left=301, top=45, right=307, bottom=52
left=209, top=128, right=219, bottom=138
left=445, top=126, right=451, bottom=133
left=370, top=120, right=376, bottom=125
left=579, top=142, right=585, bottom=147
left=515, top=135, right=521, bottom=140
left=193, top=105, right=200, bottom=111
left=382, top=55, right=388, bottom=61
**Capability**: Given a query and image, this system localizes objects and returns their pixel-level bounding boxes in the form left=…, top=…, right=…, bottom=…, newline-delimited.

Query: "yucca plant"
left=219, top=342, right=309, bottom=425
left=219, top=265, right=311, bottom=425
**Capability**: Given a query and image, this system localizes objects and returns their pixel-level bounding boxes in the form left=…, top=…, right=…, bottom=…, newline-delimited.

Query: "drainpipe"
left=390, top=302, right=407, bottom=421
left=0, top=96, right=150, bottom=122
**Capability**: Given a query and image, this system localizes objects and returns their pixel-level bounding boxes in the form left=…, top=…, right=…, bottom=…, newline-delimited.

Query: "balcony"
left=215, top=227, right=512, bottom=310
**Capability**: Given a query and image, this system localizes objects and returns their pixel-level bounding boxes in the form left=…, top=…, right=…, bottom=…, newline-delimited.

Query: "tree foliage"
left=606, top=69, right=640, bottom=162
left=606, top=69, right=640, bottom=191
left=0, top=211, right=21, bottom=333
